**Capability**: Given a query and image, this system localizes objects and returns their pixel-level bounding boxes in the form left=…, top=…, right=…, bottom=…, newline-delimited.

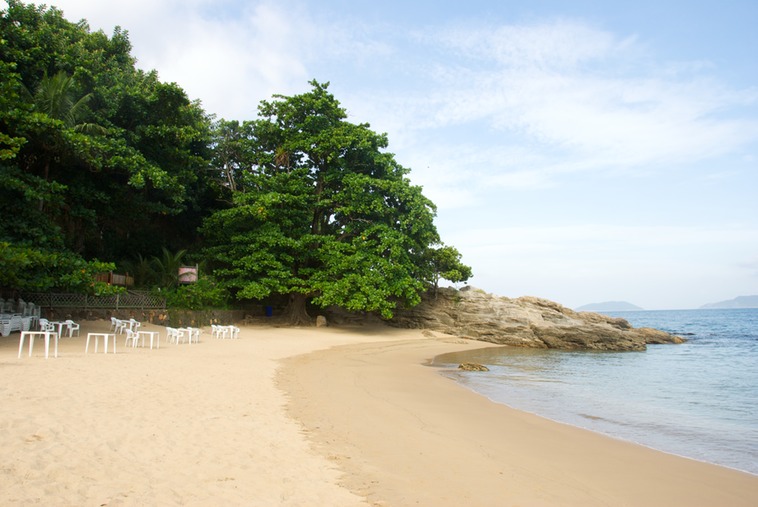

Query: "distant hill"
left=701, top=295, right=758, bottom=309
left=575, top=301, right=644, bottom=312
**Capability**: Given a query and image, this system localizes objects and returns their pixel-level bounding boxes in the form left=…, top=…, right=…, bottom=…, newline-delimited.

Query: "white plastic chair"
left=185, top=327, right=201, bottom=344
left=29, top=304, right=40, bottom=329
left=0, top=316, right=12, bottom=337
left=229, top=326, right=240, bottom=339
left=114, top=319, right=128, bottom=334
left=166, top=327, right=185, bottom=344
left=128, top=318, right=141, bottom=332
left=177, top=327, right=193, bottom=344
left=39, top=318, right=54, bottom=332
left=64, top=319, right=80, bottom=337
left=124, top=329, right=140, bottom=348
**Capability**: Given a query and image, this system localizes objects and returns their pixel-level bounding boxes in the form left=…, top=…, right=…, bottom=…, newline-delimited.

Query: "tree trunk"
left=283, top=293, right=313, bottom=326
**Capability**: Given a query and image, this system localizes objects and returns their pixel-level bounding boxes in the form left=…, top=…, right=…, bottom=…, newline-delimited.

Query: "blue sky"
left=31, top=0, right=758, bottom=309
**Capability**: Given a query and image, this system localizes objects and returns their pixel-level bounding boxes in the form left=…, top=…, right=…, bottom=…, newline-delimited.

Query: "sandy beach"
left=1, top=320, right=756, bottom=506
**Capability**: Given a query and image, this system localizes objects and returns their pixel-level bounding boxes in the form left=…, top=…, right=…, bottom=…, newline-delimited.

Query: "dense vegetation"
left=0, top=1, right=471, bottom=321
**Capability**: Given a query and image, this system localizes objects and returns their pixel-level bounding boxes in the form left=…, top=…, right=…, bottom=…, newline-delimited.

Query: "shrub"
left=163, top=277, right=229, bottom=310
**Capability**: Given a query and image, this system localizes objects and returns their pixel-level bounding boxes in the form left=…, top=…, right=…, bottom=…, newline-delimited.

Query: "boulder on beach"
left=458, top=362, right=490, bottom=371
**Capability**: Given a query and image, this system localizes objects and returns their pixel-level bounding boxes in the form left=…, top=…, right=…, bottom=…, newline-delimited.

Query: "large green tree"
left=0, top=1, right=219, bottom=292
left=202, top=81, right=470, bottom=322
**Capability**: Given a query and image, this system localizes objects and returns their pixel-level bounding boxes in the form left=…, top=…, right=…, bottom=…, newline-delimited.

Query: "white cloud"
left=142, top=3, right=312, bottom=119
left=436, top=19, right=630, bottom=70
left=351, top=19, right=758, bottom=207
left=501, top=74, right=758, bottom=165
left=45, top=0, right=315, bottom=119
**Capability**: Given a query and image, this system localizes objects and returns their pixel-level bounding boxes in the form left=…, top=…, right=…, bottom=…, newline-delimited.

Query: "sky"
left=19, top=0, right=758, bottom=309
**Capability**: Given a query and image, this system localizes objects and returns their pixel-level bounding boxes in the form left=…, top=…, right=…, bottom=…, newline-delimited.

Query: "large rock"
left=390, top=287, right=684, bottom=351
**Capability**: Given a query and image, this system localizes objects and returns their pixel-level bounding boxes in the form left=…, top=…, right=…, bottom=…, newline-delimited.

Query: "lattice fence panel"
left=50, top=293, right=87, bottom=308
left=87, top=294, right=120, bottom=308
left=20, top=291, right=165, bottom=310
left=123, top=290, right=165, bottom=309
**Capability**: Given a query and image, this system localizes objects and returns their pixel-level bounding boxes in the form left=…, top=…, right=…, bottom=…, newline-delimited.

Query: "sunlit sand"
left=1, top=320, right=756, bottom=506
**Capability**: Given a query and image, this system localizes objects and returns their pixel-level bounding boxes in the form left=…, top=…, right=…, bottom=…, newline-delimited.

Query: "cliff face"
left=389, top=287, right=683, bottom=351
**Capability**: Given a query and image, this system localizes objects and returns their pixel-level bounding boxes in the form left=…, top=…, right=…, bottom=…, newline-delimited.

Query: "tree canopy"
left=202, top=81, right=469, bottom=321
left=1, top=2, right=471, bottom=319
left=0, top=0, right=220, bottom=292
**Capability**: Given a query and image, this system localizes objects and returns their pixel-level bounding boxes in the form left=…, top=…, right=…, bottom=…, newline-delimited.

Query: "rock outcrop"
left=389, top=287, right=683, bottom=351
left=458, top=362, right=490, bottom=371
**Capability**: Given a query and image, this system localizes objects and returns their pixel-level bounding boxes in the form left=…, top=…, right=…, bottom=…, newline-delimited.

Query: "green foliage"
left=203, top=81, right=470, bottom=320
left=119, top=249, right=197, bottom=292
left=150, top=247, right=186, bottom=290
left=0, top=241, right=121, bottom=294
left=31, top=70, right=102, bottom=133
left=0, top=1, right=219, bottom=291
left=119, top=254, right=156, bottom=288
left=0, top=59, right=28, bottom=160
left=163, top=277, right=229, bottom=310
left=0, top=4, right=472, bottom=320
left=426, top=245, right=473, bottom=290
left=0, top=3, right=195, bottom=295
left=210, top=119, right=248, bottom=193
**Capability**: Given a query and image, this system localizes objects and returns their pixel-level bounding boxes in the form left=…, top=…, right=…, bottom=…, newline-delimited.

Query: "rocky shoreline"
left=387, top=286, right=684, bottom=351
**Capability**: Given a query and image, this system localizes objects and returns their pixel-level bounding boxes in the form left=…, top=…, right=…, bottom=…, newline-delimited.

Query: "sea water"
left=434, top=308, right=758, bottom=475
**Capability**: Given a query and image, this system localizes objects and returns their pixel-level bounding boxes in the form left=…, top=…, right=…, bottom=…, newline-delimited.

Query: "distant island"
left=701, top=295, right=758, bottom=309
left=575, top=301, right=644, bottom=312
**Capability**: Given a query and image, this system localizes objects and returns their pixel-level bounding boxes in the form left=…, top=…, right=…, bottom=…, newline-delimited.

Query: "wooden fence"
left=94, top=272, right=135, bottom=287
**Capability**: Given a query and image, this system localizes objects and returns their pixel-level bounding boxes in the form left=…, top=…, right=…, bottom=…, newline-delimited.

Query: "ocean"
left=433, top=308, right=758, bottom=475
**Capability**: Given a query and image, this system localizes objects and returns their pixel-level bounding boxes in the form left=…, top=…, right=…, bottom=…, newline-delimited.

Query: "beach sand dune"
left=1, top=320, right=756, bottom=506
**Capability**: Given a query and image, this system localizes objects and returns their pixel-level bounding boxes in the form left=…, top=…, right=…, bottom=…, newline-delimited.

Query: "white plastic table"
left=137, top=330, right=160, bottom=349
left=18, top=331, right=59, bottom=359
left=176, top=327, right=200, bottom=344
left=85, top=332, right=117, bottom=354
left=48, top=321, right=66, bottom=338
left=185, top=327, right=201, bottom=344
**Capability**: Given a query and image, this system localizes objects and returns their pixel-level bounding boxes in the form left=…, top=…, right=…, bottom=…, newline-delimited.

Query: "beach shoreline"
left=280, top=329, right=758, bottom=506
left=1, top=320, right=756, bottom=505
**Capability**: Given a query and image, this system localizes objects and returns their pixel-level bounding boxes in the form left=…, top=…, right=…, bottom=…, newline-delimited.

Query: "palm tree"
left=121, top=254, right=157, bottom=288
left=152, top=248, right=187, bottom=290
left=30, top=71, right=106, bottom=184
left=33, top=71, right=104, bottom=134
